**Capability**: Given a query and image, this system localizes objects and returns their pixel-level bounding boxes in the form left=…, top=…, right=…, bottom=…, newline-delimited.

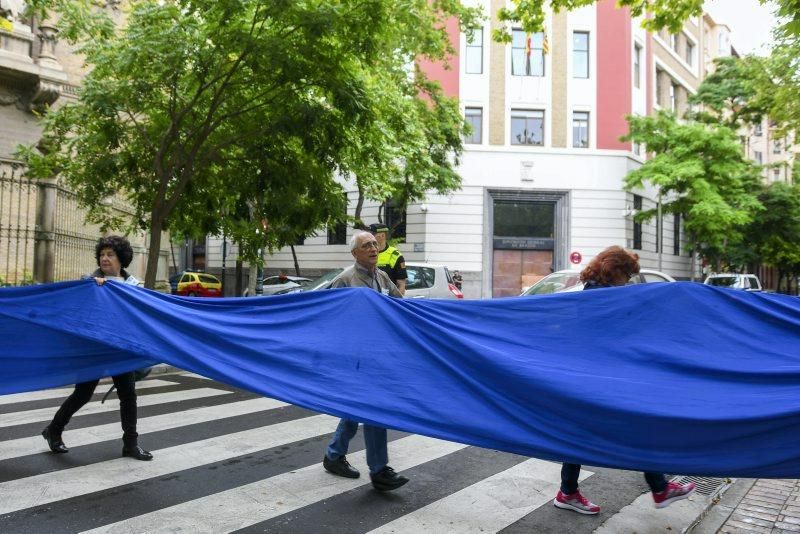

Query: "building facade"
left=240, top=0, right=717, bottom=299
left=0, top=1, right=169, bottom=286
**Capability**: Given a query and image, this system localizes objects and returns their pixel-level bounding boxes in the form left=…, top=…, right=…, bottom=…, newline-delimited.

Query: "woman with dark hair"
left=41, top=235, right=153, bottom=461
left=553, top=246, right=694, bottom=515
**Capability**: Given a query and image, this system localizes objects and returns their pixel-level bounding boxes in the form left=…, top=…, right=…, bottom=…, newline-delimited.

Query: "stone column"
left=34, top=177, right=57, bottom=283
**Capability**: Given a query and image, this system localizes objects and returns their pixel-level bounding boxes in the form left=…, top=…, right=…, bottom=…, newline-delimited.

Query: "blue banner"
left=1, top=281, right=799, bottom=477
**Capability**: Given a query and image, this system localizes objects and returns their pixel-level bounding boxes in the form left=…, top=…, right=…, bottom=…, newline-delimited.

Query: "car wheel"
left=188, top=292, right=197, bottom=297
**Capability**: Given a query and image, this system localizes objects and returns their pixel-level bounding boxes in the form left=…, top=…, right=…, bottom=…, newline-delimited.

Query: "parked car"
left=704, top=273, right=763, bottom=292
left=260, top=275, right=313, bottom=296
left=272, top=269, right=345, bottom=295
left=175, top=271, right=223, bottom=297
left=404, top=262, right=464, bottom=299
left=520, top=268, right=676, bottom=296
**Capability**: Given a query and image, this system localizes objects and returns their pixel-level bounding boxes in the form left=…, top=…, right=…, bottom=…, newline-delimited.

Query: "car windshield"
left=522, top=272, right=582, bottom=295
left=305, top=269, right=343, bottom=290
left=707, top=276, right=737, bottom=287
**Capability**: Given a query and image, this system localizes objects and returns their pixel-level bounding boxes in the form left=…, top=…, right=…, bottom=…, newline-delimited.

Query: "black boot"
left=42, top=427, right=69, bottom=453
left=122, top=445, right=153, bottom=461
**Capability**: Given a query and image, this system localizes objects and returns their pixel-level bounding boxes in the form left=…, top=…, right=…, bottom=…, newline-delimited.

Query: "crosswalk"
left=0, top=372, right=662, bottom=533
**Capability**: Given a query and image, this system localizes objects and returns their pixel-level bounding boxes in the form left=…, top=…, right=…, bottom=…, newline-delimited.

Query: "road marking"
left=81, top=434, right=467, bottom=534
left=0, top=413, right=338, bottom=515
left=369, top=459, right=593, bottom=533
left=0, top=388, right=232, bottom=428
left=0, top=380, right=177, bottom=406
left=0, top=397, right=288, bottom=460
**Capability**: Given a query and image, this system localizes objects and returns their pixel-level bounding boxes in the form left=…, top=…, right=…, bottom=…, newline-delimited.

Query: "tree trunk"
left=144, top=214, right=164, bottom=289
left=235, top=258, right=243, bottom=297
left=290, top=245, right=301, bottom=276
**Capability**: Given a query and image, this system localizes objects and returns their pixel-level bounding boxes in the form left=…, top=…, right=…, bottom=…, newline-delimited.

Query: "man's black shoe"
left=370, top=466, right=409, bottom=492
left=122, top=445, right=153, bottom=461
left=323, top=455, right=360, bottom=478
left=41, top=427, right=68, bottom=453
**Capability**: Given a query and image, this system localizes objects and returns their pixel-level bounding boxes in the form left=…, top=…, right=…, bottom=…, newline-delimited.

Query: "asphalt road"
left=0, top=373, right=654, bottom=533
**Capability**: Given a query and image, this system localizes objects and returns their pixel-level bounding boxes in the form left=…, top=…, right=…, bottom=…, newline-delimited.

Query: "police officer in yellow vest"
left=369, top=223, right=407, bottom=295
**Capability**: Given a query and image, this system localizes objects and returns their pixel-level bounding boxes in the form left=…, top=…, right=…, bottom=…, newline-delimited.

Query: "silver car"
left=521, top=268, right=676, bottom=296
left=405, top=262, right=463, bottom=299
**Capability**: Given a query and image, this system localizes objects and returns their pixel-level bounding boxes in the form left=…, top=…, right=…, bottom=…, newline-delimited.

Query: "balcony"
left=0, top=2, right=68, bottom=112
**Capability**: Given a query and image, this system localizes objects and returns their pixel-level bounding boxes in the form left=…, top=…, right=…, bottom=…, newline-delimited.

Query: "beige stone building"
left=0, top=1, right=168, bottom=286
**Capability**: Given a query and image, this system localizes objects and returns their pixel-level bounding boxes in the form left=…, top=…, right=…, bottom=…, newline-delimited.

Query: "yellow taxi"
left=175, top=271, right=223, bottom=297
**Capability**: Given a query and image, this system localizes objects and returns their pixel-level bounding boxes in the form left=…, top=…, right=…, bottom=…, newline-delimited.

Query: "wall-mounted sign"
left=493, top=237, right=554, bottom=250
left=570, top=251, right=582, bottom=264
left=413, top=243, right=425, bottom=252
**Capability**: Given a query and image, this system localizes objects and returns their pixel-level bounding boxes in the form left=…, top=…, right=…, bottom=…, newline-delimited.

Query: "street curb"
left=686, top=478, right=756, bottom=533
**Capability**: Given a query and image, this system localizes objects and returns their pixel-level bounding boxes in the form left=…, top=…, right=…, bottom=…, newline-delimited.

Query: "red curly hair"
left=580, top=246, right=640, bottom=287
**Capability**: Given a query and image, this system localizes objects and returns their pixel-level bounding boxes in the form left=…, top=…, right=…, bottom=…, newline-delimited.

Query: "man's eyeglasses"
left=359, top=241, right=379, bottom=250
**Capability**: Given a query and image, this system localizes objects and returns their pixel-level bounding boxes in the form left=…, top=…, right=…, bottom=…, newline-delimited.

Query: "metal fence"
left=0, top=157, right=163, bottom=286
left=0, top=159, right=36, bottom=286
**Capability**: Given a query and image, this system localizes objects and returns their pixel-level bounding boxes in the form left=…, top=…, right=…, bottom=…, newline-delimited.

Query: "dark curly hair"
left=580, top=246, right=640, bottom=287
left=95, top=235, right=134, bottom=268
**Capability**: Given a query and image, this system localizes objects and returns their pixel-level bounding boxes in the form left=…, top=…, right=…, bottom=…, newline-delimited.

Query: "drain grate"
left=670, top=475, right=729, bottom=498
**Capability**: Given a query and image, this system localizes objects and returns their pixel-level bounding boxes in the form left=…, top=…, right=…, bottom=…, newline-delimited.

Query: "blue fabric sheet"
left=1, top=280, right=800, bottom=477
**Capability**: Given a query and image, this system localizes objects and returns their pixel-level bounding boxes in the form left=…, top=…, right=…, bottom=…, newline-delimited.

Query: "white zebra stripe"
left=0, top=397, right=288, bottom=460
left=0, top=380, right=177, bottom=406
left=81, top=434, right=467, bottom=534
left=369, top=459, right=593, bottom=533
left=0, top=388, right=232, bottom=428
left=0, top=413, right=338, bottom=515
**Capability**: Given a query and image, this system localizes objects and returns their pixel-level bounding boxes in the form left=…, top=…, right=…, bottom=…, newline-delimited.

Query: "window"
left=685, top=39, right=694, bottom=65
left=673, top=213, right=680, bottom=256
left=754, top=151, right=763, bottom=165
left=572, top=111, right=589, bottom=148
left=754, top=123, right=763, bottom=136
left=670, top=83, right=677, bottom=112
left=512, top=29, right=545, bottom=77
left=406, top=266, right=435, bottom=290
left=511, top=109, right=545, bottom=146
left=634, top=44, right=642, bottom=89
left=655, top=69, right=664, bottom=105
left=384, top=199, right=406, bottom=240
left=773, top=140, right=782, bottom=154
left=464, top=107, right=483, bottom=144
left=465, top=27, right=483, bottom=74
left=633, top=142, right=642, bottom=156
left=774, top=168, right=781, bottom=181
left=633, top=195, right=643, bottom=250
left=573, top=31, right=589, bottom=78
left=294, top=235, right=305, bottom=246
left=327, top=193, right=348, bottom=245
left=671, top=33, right=680, bottom=53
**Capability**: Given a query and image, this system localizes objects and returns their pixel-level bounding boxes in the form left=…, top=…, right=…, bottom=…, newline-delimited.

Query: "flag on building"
left=542, top=27, right=550, bottom=55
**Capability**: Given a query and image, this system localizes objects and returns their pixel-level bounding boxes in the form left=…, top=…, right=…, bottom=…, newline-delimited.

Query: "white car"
left=405, top=262, right=464, bottom=299
left=520, top=268, right=676, bottom=296
left=704, top=273, right=762, bottom=292
left=259, top=275, right=312, bottom=296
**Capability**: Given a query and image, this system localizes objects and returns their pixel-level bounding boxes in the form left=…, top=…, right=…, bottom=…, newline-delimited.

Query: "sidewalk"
left=692, top=479, right=800, bottom=533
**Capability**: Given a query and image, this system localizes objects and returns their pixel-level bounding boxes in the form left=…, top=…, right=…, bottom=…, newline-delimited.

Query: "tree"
left=689, top=56, right=774, bottom=131
left=739, top=182, right=800, bottom=293
left=19, top=0, right=479, bottom=288
left=622, top=111, right=763, bottom=269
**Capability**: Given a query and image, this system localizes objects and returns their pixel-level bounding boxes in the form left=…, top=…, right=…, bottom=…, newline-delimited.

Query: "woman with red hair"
left=553, top=246, right=696, bottom=515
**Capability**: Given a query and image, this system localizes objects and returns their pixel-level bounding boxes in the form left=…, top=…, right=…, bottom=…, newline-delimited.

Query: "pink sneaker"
left=554, top=489, right=601, bottom=515
left=652, top=481, right=696, bottom=509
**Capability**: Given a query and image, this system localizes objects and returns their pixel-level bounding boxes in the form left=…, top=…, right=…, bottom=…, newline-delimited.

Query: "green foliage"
left=622, top=111, right=763, bottom=266
left=739, top=182, right=800, bottom=277
left=689, top=56, right=774, bottom=130
left=19, top=0, right=480, bottom=287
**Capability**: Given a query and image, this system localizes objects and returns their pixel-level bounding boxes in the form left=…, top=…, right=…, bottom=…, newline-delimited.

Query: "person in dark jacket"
left=41, top=235, right=153, bottom=461
left=553, top=246, right=694, bottom=515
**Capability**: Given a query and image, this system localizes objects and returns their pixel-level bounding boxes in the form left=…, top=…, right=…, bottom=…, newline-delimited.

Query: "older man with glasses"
left=321, top=230, right=409, bottom=492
